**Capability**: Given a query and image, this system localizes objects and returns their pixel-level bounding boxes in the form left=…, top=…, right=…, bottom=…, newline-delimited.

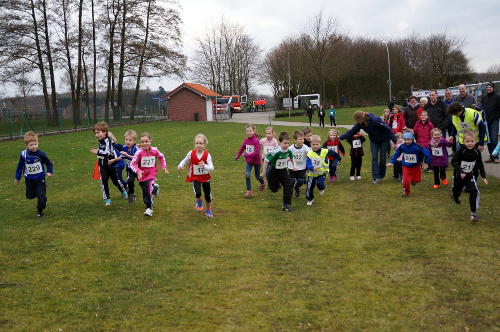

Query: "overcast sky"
left=150, top=0, right=499, bottom=95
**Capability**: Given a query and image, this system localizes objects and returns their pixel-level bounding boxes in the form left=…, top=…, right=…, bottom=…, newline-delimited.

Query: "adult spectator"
left=403, top=96, right=419, bottom=130
left=340, top=110, right=397, bottom=184
left=453, top=84, right=476, bottom=108
left=443, top=89, right=454, bottom=109
left=340, top=95, right=345, bottom=107
left=318, top=105, right=325, bottom=127
left=480, top=82, right=500, bottom=162
left=448, top=102, right=487, bottom=151
left=425, top=89, right=448, bottom=136
left=306, top=104, right=314, bottom=126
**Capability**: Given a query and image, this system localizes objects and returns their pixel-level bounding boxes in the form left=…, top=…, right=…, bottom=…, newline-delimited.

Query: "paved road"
left=225, top=111, right=500, bottom=178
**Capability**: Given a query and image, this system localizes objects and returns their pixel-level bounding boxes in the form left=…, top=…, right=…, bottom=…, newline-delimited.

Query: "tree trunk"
left=91, top=0, right=97, bottom=122
left=74, top=0, right=84, bottom=125
left=117, top=0, right=127, bottom=120
left=62, top=0, right=76, bottom=125
left=30, top=0, right=50, bottom=112
left=42, top=0, right=57, bottom=125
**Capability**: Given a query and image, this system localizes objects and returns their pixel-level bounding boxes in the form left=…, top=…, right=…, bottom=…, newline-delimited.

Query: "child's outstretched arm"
left=177, top=151, right=191, bottom=170
left=14, top=153, right=25, bottom=184
left=387, top=147, right=402, bottom=166
left=156, top=149, right=169, bottom=174
left=234, top=141, right=245, bottom=160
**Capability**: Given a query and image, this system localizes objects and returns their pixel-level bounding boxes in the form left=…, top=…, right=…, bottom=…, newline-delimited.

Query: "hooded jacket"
left=413, top=120, right=435, bottom=147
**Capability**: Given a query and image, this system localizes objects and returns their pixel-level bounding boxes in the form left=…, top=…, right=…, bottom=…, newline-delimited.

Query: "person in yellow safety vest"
left=305, top=135, right=341, bottom=206
left=448, top=102, right=487, bottom=151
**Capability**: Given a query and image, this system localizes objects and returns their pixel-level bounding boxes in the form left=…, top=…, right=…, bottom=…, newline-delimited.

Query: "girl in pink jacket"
left=234, top=124, right=265, bottom=198
left=130, top=132, right=169, bottom=216
left=413, top=111, right=435, bottom=147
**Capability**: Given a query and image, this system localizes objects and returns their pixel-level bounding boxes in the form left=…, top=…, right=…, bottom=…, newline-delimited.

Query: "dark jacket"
left=340, top=113, right=397, bottom=144
left=453, top=94, right=476, bottom=108
left=403, top=104, right=419, bottom=129
left=306, top=107, right=314, bottom=118
left=480, top=91, right=500, bottom=122
left=451, top=147, right=486, bottom=179
left=424, top=100, right=448, bottom=129
left=346, top=135, right=366, bottom=157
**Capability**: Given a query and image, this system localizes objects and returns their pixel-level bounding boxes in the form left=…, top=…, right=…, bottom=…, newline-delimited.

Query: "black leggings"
left=433, top=166, right=447, bottom=185
left=100, top=165, right=126, bottom=200
left=193, top=181, right=212, bottom=202
left=269, top=168, right=292, bottom=206
left=126, top=169, right=137, bottom=195
left=452, top=173, right=479, bottom=213
left=350, top=156, right=363, bottom=176
left=139, top=179, right=154, bottom=209
left=319, top=117, right=325, bottom=127
left=330, top=117, right=336, bottom=126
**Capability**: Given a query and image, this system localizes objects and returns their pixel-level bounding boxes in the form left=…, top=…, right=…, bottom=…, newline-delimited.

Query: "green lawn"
left=274, top=105, right=388, bottom=125
left=0, top=121, right=498, bottom=331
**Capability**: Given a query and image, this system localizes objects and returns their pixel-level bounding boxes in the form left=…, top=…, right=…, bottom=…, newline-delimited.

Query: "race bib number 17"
left=193, top=164, right=207, bottom=175
left=141, top=156, right=155, bottom=168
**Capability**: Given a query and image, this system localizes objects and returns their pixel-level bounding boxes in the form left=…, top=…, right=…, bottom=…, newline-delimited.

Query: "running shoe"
left=104, top=199, right=111, bottom=207
left=144, top=208, right=153, bottom=217
left=195, top=199, right=203, bottom=212
left=205, top=210, right=214, bottom=218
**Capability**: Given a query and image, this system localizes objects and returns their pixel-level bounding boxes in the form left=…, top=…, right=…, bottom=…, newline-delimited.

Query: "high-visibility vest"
left=306, top=148, right=329, bottom=177
left=452, top=108, right=487, bottom=144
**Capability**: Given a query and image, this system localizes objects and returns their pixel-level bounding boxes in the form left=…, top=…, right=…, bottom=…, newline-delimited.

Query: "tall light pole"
left=383, top=41, right=392, bottom=102
left=288, top=51, right=291, bottom=118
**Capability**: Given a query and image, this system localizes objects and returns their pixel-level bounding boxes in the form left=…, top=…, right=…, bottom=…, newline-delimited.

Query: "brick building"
left=166, top=83, right=220, bottom=121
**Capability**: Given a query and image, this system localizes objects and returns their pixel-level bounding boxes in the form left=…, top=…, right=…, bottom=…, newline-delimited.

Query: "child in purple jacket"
left=235, top=124, right=266, bottom=197
left=428, top=128, right=453, bottom=188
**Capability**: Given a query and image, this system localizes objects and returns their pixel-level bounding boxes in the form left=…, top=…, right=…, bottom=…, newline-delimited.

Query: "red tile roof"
left=168, top=82, right=221, bottom=98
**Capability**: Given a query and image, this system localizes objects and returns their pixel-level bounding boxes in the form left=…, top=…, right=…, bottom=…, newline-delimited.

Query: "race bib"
left=352, top=139, right=362, bottom=148
left=264, top=146, right=275, bottom=155
left=328, top=145, right=338, bottom=153
left=245, top=145, right=255, bottom=154
left=193, top=164, right=208, bottom=175
left=458, top=122, right=471, bottom=131
left=461, top=161, right=475, bottom=173
left=26, top=161, right=42, bottom=175
left=392, top=121, right=398, bottom=129
left=293, top=153, right=305, bottom=164
left=432, top=147, right=443, bottom=156
left=275, top=159, right=288, bottom=169
left=311, top=158, right=322, bottom=168
left=141, top=156, right=155, bottom=168
left=403, top=154, right=417, bottom=163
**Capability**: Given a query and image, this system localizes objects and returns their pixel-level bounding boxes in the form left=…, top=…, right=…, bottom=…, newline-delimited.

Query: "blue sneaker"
left=121, top=191, right=128, bottom=199
left=104, top=199, right=111, bottom=206
left=205, top=210, right=213, bottom=218
left=195, top=200, right=203, bottom=212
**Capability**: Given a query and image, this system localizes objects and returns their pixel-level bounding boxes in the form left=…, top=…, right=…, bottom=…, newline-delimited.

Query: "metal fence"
left=0, top=106, right=167, bottom=139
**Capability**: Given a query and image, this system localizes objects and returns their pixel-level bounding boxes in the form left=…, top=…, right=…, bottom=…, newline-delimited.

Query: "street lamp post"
left=383, top=41, right=392, bottom=103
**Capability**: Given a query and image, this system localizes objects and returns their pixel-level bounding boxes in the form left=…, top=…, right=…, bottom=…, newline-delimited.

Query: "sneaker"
left=329, top=176, right=334, bottom=183
left=306, top=200, right=314, bottom=206
left=442, top=179, right=448, bottom=186
left=128, top=194, right=135, bottom=204
left=36, top=211, right=44, bottom=218
left=319, top=190, right=325, bottom=195
left=433, top=185, right=439, bottom=189
left=356, top=176, right=362, bottom=180
left=282, top=205, right=293, bottom=212
left=205, top=210, right=213, bottom=218
left=104, top=199, right=111, bottom=206
left=470, top=213, right=479, bottom=222
left=152, top=184, right=160, bottom=197
left=144, top=208, right=153, bottom=216
left=294, top=187, right=300, bottom=198
left=350, top=176, right=355, bottom=181
left=372, top=178, right=381, bottom=184
left=195, top=199, right=203, bottom=212
left=451, top=194, right=461, bottom=204
left=259, top=182, right=266, bottom=191
left=244, top=190, right=253, bottom=198
left=121, top=191, right=128, bottom=199
left=332, top=176, right=337, bottom=182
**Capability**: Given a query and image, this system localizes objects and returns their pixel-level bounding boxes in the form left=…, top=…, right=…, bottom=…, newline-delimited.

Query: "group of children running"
left=13, top=118, right=497, bottom=221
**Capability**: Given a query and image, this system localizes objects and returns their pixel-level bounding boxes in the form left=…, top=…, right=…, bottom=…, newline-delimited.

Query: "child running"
left=178, top=133, right=214, bottom=218
left=323, top=129, right=345, bottom=182
left=305, top=135, right=341, bottom=206
left=302, top=127, right=313, bottom=147
left=90, top=121, right=127, bottom=206
left=234, top=124, right=265, bottom=197
left=288, top=130, right=310, bottom=197
left=106, top=132, right=127, bottom=190
left=428, top=128, right=452, bottom=189
left=119, top=130, right=139, bottom=203
left=261, top=132, right=297, bottom=212
left=451, top=131, right=488, bottom=222
left=130, top=132, right=169, bottom=217
left=345, top=131, right=365, bottom=181
left=387, top=132, right=430, bottom=197
left=14, top=131, right=53, bottom=218
left=260, top=126, right=279, bottom=186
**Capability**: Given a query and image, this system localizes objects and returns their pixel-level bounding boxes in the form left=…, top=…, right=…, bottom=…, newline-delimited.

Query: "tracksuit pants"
left=452, top=173, right=480, bottom=213
left=25, top=178, right=47, bottom=213
left=269, top=168, right=292, bottom=206
left=100, top=165, right=126, bottom=200
left=139, top=178, right=154, bottom=209
left=330, top=117, right=336, bottom=126
left=433, top=166, right=447, bottom=185
left=319, top=117, right=325, bottom=127
left=289, top=169, right=306, bottom=192
left=402, top=166, right=421, bottom=195
left=306, top=175, right=325, bottom=201
left=126, top=169, right=137, bottom=196
left=329, top=159, right=339, bottom=177
left=350, top=156, right=363, bottom=177
left=193, top=180, right=212, bottom=202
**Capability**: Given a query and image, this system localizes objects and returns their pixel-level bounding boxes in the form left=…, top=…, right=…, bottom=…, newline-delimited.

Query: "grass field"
left=274, top=105, right=387, bottom=125
left=0, top=121, right=499, bottom=331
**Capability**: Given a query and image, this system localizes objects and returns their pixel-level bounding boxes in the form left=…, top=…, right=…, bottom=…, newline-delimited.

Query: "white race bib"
left=328, top=145, right=338, bottom=153
left=293, top=153, right=305, bottom=165
left=245, top=145, right=255, bottom=154
left=264, top=146, right=275, bottom=155
left=275, top=159, right=288, bottom=169
left=141, top=156, right=155, bottom=168
left=461, top=161, right=475, bottom=173
left=311, top=158, right=322, bottom=168
left=26, top=162, right=43, bottom=175
left=432, top=147, right=443, bottom=156
left=458, top=122, right=471, bottom=131
left=193, top=164, right=208, bottom=175
left=352, top=139, right=362, bottom=148
left=403, top=154, right=417, bottom=163
left=392, top=120, right=398, bottom=129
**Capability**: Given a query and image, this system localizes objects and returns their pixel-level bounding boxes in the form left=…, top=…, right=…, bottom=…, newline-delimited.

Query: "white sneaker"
left=350, top=176, right=355, bottom=181
left=356, top=176, right=362, bottom=180
left=319, top=190, right=325, bottom=195
left=144, top=208, right=153, bottom=216
left=306, top=200, right=314, bottom=206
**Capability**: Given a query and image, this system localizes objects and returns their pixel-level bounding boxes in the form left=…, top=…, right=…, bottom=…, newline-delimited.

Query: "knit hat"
left=486, top=82, right=494, bottom=89
left=402, top=132, right=414, bottom=141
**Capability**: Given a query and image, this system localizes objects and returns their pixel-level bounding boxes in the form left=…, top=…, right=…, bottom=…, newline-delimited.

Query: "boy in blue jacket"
left=14, top=131, right=53, bottom=217
left=387, top=132, right=429, bottom=197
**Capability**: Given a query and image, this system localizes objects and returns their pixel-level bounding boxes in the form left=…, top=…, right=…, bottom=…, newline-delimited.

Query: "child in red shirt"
left=322, top=129, right=345, bottom=182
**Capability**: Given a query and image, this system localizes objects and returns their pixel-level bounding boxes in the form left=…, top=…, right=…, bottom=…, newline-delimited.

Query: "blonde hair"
left=395, top=132, right=403, bottom=139
left=463, top=131, right=476, bottom=140
left=310, top=135, right=322, bottom=143
left=328, top=129, right=339, bottom=137
left=23, top=131, right=38, bottom=145
left=245, top=123, right=256, bottom=131
left=139, top=132, right=152, bottom=141
left=124, top=130, right=137, bottom=140
left=93, top=121, right=108, bottom=133
left=264, top=126, right=276, bottom=138
left=392, top=105, right=401, bottom=112
left=195, top=133, right=208, bottom=145
left=107, top=131, right=117, bottom=143
left=430, top=128, right=442, bottom=136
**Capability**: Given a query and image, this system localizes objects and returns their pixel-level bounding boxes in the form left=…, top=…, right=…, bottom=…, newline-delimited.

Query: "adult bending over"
left=340, top=110, right=397, bottom=184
